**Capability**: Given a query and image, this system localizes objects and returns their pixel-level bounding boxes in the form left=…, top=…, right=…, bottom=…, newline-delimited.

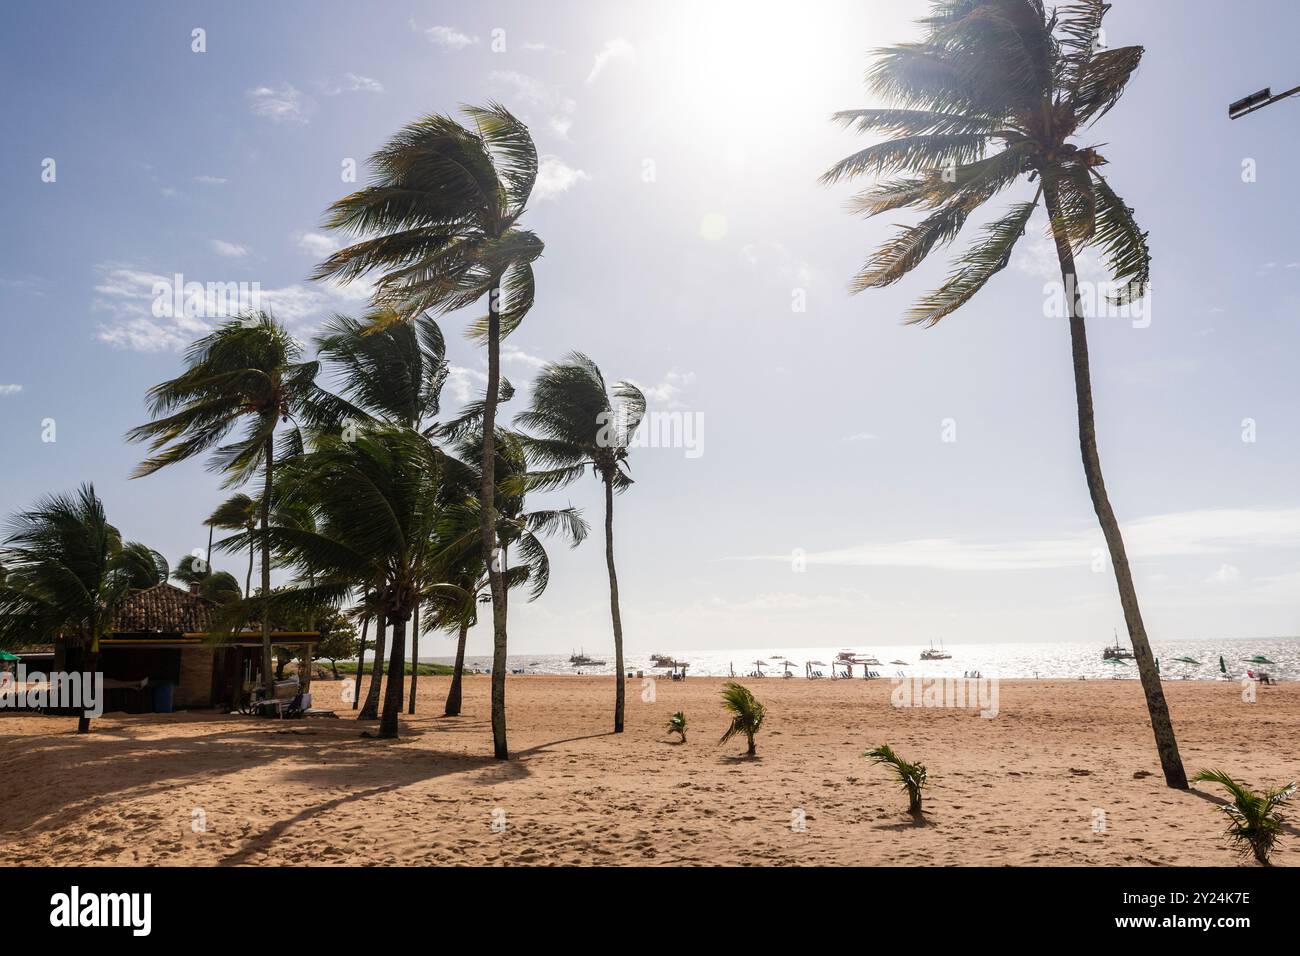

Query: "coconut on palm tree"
left=824, top=0, right=1186, bottom=788
left=0, top=484, right=133, bottom=733
left=516, top=353, right=645, bottom=733
left=312, top=104, right=543, bottom=759
left=719, top=681, right=766, bottom=757
left=127, top=312, right=318, bottom=699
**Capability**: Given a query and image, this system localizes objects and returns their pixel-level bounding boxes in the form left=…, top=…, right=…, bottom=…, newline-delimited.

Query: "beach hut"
left=52, top=583, right=319, bottom=712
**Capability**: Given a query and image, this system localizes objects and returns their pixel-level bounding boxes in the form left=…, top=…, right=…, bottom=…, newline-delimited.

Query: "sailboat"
left=920, top=640, right=951, bottom=661
left=1102, top=628, right=1133, bottom=661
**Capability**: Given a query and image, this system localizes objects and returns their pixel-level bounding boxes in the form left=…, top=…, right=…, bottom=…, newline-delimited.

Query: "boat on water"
left=1102, top=629, right=1133, bottom=661
left=920, top=640, right=951, bottom=661
left=889, top=660, right=909, bottom=666
left=568, top=649, right=607, bottom=666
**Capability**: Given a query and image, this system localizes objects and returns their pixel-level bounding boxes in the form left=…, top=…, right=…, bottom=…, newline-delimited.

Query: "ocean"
left=417, top=636, right=1300, bottom=681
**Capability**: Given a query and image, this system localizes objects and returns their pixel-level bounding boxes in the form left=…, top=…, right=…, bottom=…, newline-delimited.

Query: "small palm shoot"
left=1192, top=769, right=1296, bottom=866
left=866, top=744, right=928, bottom=819
left=666, top=711, right=687, bottom=743
left=719, top=682, right=765, bottom=757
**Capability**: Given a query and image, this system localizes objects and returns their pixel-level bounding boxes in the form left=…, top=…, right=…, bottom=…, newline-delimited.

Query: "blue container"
left=152, top=681, right=175, bottom=713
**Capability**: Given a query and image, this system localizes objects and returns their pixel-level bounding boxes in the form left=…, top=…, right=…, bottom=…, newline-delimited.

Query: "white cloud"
left=322, top=72, right=384, bottom=95
left=91, top=264, right=336, bottom=352
left=446, top=365, right=489, bottom=403
left=586, top=37, right=634, bottom=83
left=0, top=384, right=23, bottom=395
left=503, top=345, right=548, bottom=371
left=416, top=23, right=478, bottom=49
left=296, top=232, right=340, bottom=257
left=633, top=369, right=695, bottom=410
left=247, top=84, right=312, bottom=124
left=533, top=156, right=589, bottom=201
left=737, top=507, right=1300, bottom=573
left=1208, top=563, right=1241, bottom=584
left=210, top=239, right=249, bottom=258
left=193, top=175, right=227, bottom=186
left=1012, top=232, right=1103, bottom=279
left=490, top=70, right=576, bottom=139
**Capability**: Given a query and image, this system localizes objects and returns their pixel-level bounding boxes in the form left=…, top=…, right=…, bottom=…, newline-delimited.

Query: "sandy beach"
left=1, top=676, right=1296, bottom=867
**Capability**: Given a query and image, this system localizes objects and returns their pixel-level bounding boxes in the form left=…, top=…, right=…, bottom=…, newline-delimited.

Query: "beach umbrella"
left=1102, top=658, right=1129, bottom=666
left=1219, top=655, right=1227, bottom=674
left=1243, top=655, right=1275, bottom=665
left=0, top=650, right=19, bottom=661
left=1172, top=657, right=1202, bottom=666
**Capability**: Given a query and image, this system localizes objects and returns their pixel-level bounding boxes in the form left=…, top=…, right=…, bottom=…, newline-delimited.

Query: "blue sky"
left=2, top=0, right=1299, bottom=656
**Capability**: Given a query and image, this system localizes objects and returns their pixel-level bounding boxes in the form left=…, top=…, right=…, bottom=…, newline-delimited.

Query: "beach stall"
left=52, top=583, right=319, bottom=713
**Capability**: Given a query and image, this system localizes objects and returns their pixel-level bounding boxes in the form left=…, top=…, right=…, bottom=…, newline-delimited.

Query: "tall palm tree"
left=0, top=484, right=133, bottom=733
left=823, top=0, right=1185, bottom=788
left=313, top=310, right=450, bottom=713
left=516, top=354, right=645, bottom=733
left=312, top=104, right=544, bottom=759
left=247, top=427, right=465, bottom=739
left=206, top=493, right=258, bottom=596
left=127, top=312, right=319, bottom=699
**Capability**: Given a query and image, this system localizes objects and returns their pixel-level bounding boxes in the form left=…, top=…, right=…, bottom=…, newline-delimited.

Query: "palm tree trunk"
left=205, top=524, right=213, bottom=574
left=379, top=612, right=406, bottom=739
left=604, top=476, right=626, bottom=733
left=480, top=281, right=509, bottom=759
left=245, top=540, right=254, bottom=598
left=352, top=614, right=368, bottom=710
left=1045, top=184, right=1187, bottom=790
left=359, top=611, right=386, bottom=720
left=407, top=603, right=419, bottom=714
left=445, top=618, right=469, bottom=716
left=76, top=638, right=98, bottom=734
left=259, top=436, right=275, bottom=698
left=746, top=732, right=755, bottom=757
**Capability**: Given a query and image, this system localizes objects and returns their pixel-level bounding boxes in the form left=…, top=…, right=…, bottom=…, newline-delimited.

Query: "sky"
left=2, top=0, right=1299, bottom=657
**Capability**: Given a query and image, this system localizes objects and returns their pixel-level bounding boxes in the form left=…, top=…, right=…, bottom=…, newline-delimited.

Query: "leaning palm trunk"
left=480, top=285, right=510, bottom=759
left=1046, top=184, right=1187, bottom=790
left=379, top=613, right=406, bottom=739
left=258, top=435, right=275, bottom=698
left=604, top=477, right=626, bottom=733
left=359, top=612, right=386, bottom=720
left=445, top=618, right=469, bottom=716
left=407, top=604, right=419, bottom=714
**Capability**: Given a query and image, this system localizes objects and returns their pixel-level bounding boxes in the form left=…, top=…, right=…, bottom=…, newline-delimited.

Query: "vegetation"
left=666, top=711, right=687, bottom=743
left=1193, top=769, right=1296, bottom=866
left=825, top=0, right=1186, bottom=788
left=517, top=354, right=645, bottom=734
left=313, top=104, right=544, bottom=760
left=866, top=744, right=929, bottom=819
left=127, top=312, right=319, bottom=699
left=719, top=682, right=765, bottom=757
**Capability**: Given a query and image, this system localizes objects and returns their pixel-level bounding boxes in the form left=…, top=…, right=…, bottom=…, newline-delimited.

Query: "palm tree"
left=866, top=744, right=929, bottom=819
left=118, top=542, right=169, bottom=591
left=246, top=427, right=465, bottom=739
left=206, top=494, right=258, bottom=596
left=719, top=681, right=766, bottom=757
left=0, top=485, right=132, bottom=733
left=312, top=104, right=544, bottom=759
left=516, top=354, right=646, bottom=733
left=1193, top=769, right=1296, bottom=866
left=824, top=0, right=1185, bottom=788
left=199, top=570, right=242, bottom=605
left=127, top=312, right=318, bottom=699
left=172, top=553, right=208, bottom=587
left=666, top=711, right=687, bottom=743
left=313, top=310, right=450, bottom=714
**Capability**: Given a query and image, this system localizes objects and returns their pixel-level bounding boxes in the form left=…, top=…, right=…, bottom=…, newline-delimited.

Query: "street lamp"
left=1228, top=82, right=1300, bottom=120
